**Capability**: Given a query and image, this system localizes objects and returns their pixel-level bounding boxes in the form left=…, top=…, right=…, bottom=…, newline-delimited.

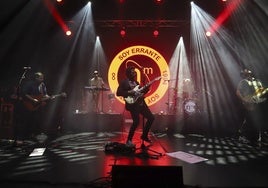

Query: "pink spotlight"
left=153, top=30, right=159, bottom=37
left=120, top=29, right=126, bottom=37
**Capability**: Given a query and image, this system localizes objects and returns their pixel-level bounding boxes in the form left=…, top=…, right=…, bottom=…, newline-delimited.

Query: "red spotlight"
left=154, top=0, right=164, bottom=5
left=44, top=0, right=69, bottom=35
left=208, top=0, right=241, bottom=34
left=153, top=29, right=159, bottom=37
left=120, top=29, right=126, bottom=37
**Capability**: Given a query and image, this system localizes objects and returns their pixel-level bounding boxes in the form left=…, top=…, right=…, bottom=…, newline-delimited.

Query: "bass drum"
left=183, top=99, right=197, bottom=115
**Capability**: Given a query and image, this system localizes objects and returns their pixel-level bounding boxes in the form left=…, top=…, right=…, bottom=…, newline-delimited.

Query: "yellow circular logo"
left=108, top=45, right=170, bottom=106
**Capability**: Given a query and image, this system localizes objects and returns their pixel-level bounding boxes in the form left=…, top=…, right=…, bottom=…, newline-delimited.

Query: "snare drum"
left=184, top=99, right=196, bottom=115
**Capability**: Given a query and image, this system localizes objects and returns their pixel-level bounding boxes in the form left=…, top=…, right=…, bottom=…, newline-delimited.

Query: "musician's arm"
left=117, top=81, right=133, bottom=97
left=25, top=94, right=39, bottom=103
left=44, top=94, right=51, bottom=99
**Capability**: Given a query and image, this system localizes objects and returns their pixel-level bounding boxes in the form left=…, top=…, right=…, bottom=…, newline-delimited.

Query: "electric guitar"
left=124, top=76, right=162, bottom=104
left=241, top=87, right=268, bottom=110
left=23, top=92, right=67, bottom=111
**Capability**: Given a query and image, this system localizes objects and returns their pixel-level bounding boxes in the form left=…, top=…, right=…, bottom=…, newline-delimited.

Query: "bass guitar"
left=23, top=92, right=67, bottom=111
left=124, top=76, right=161, bottom=104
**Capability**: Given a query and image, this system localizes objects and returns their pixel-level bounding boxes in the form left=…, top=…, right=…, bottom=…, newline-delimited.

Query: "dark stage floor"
left=0, top=126, right=268, bottom=188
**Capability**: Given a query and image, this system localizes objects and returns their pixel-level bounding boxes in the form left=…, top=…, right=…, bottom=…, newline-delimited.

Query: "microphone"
left=23, top=67, right=31, bottom=70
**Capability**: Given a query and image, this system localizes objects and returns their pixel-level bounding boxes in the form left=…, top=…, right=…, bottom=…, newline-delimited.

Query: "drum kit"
left=183, top=98, right=197, bottom=115
left=166, top=87, right=200, bottom=116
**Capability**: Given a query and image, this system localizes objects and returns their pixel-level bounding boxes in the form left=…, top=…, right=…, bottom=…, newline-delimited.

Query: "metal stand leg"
left=238, top=118, right=250, bottom=144
left=135, top=118, right=163, bottom=159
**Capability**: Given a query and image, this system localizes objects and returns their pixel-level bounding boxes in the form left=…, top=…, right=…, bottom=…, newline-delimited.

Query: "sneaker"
left=126, top=140, right=135, bottom=147
left=140, top=136, right=152, bottom=144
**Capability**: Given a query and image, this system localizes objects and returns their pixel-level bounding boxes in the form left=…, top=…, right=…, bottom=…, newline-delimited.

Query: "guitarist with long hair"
left=116, top=66, right=155, bottom=147
left=236, top=68, right=267, bottom=144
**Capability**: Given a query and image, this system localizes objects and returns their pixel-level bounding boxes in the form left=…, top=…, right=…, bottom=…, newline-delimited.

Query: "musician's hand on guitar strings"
left=33, top=98, right=39, bottom=103
left=128, top=90, right=137, bottom=96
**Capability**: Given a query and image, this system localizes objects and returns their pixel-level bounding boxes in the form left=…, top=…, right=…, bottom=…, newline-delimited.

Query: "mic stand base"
left=135, top=141, right=163, bottom=160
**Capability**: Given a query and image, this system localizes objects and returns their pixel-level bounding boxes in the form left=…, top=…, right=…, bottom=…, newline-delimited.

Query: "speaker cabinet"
left=112, top=165, right=183, bottom=188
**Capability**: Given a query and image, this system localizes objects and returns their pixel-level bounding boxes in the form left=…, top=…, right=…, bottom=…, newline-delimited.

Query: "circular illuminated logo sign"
left=108, top=45, right=170, bottom=106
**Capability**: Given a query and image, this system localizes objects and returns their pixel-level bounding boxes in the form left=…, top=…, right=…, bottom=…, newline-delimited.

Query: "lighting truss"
left=94, top=19, right=189, bottom=28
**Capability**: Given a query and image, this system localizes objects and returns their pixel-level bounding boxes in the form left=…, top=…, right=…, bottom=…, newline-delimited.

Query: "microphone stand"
left=12, top=68, right=30, bottom=146
left=16, top=69, right=29, bottom=101
left=134, top=68, right=163, bottom=159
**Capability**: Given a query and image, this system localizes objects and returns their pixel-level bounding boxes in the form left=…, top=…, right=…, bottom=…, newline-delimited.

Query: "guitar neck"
left=140, top=76, right=161, bottom=90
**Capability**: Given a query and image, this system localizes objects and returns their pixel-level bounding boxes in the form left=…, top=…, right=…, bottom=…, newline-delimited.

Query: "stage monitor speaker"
left=112, top=165, right=183, bottom=188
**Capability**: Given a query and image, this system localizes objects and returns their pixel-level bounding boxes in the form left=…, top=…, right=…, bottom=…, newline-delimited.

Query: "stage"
left=0, top=119, right=268, bottom=188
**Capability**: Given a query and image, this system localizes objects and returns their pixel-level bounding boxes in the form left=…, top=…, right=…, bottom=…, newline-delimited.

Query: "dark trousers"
left=13, top=103, right=43, bottom=141
left=127, top=103, right=155, bottom=141
left=242, top=103, right=266, bottom=141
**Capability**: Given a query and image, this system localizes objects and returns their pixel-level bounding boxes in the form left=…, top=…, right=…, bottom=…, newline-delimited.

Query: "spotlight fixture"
left=66, top=30, right=72, bottom=36
left=120, top=28, right=126, bottom=37
left=154, top=0, right=164, bottom=5
left=153, top=29, right=159, bottom=37
left=206, top=31, right=211, bottom=37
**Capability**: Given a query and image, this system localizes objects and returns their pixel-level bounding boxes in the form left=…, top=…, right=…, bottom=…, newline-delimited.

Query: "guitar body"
left=23, top=92, right=66, bottom=111
left=124, top=76, right=161, bottom=104
left=23, top=95, right=48, bottom=111
left=241, top=88, right=268, bottom=111
left=124, top=85, right=143, bottom=104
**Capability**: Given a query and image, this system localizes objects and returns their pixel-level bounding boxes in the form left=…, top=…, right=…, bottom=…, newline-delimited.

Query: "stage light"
left=206, top=31, right=211, bottom=37
left=154, top=0, right=164, bottom=5
left=153, top=29, right=159, bottom=37
left=66, top=30, right=72, bottom=36
left=120, top=28, right=126, bottom=37
left=56, top=0, right=63, bottom=3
